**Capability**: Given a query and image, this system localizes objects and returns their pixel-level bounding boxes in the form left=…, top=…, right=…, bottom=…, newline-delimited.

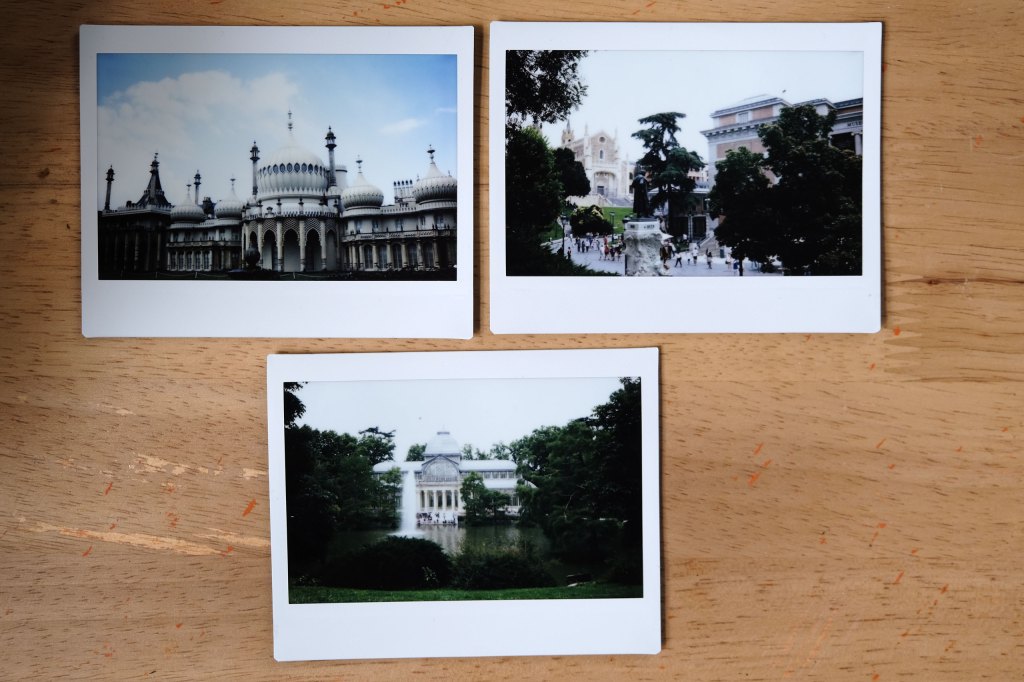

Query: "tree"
left=406, top=443, right=426, bottom=462
left=511, top=378, right=643, bottom=566
left=356, top=426, right=396, bottom=466
left=707, top=147, right=775, bottom=266
left=283, top=382, right=306, bottom=427
left=552, top=147, right=590, bottom=200
left=488, top=442, right=513, bottom=461
left=632, top=112, right=705, bottom=235
left=505, top=50, right=588, bottom=133
left=460, top=472, right=510, bottom=524
left=569, top=205, right=613, bottom=236
left=505, top=126, right=599, bottom=276
left=709, top=105, right=862, bottom=275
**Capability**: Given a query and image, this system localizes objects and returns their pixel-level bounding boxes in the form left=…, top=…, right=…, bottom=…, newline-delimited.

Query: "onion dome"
left=424, top=430, right=460, bottom=457
left=214, top=178, right=244, bottom=219
left=255, top=113, right=330, bottom=197
left=170, top=186, right=206, bottom=223
left=413, top=146, right=457, bottom=204
left=340, top=158, right=384, bottom=209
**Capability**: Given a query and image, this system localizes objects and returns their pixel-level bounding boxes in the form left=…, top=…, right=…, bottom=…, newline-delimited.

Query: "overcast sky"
left=295, top=377, right=628, bottom=461
left=540, top=50, right=863, bottom=166
left=97, top=53, right=457, bottom=209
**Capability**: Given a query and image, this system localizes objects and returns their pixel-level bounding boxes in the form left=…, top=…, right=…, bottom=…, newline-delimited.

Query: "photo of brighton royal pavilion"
left=283, top=376, right=643, bottom=603
left=96, top=53, right=458, bottom=280
left=505, top=49, right=864, bottom=277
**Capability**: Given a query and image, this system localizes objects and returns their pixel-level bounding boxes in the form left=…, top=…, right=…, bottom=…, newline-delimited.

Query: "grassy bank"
left=291, top=582, right=642, bottom=603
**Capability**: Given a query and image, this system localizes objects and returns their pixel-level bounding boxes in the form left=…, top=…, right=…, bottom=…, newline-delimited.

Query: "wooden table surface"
left=2, top=1, right=1022, bottom=679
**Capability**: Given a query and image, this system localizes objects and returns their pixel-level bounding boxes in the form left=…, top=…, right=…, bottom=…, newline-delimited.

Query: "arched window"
left=599, top=149, right=604, bottom=160
left=286, top=163, right=293, bottom=172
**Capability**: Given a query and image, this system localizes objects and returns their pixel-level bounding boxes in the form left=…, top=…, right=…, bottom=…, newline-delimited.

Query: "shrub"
left=452, top=540, right=556, bottom=590
left=322, top=536, right=452, bottom=590
left=603, top=553, right=643, bottom=585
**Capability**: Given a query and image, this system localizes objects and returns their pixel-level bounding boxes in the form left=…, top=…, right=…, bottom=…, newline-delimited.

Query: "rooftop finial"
left=287, top=110, right=293, bottom=132
left=356, top=156, right=363, bottom=172
left=230, top=177, right=236, bottom=192
left=427, top=144, right=436, bottom=162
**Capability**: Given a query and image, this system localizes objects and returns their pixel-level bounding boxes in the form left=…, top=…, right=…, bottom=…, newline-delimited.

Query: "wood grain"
left=1, top=0, right=1022, bottom=678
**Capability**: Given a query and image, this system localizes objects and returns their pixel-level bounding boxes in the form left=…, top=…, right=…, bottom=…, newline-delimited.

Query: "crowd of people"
left=568, top=234, right=624, bottom=262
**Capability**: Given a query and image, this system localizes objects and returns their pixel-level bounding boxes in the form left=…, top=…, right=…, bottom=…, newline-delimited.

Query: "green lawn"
left=291, top=582, right=642, bottom=603
left=601, top=207, right=632, bottom=233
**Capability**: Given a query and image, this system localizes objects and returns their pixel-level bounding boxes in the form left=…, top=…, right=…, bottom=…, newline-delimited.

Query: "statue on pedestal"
left=630, top=165, right=651, bottom=218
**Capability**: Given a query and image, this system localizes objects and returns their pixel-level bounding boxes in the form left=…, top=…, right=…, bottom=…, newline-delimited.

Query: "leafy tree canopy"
left=406, top=443, right=426, bottom=462
left=356, top=426, right=396, bottom=466
left=632, top=113, right=705, bottom=235
left=552, top=147, right=590, bottom=199
left=284, top=382, right=306, bottom=427
left=708, top=104, right=862, bottom=275
left=569, top=205, right=613, bottom=236
left=506, top=50, right=588, bottom=132
left=511, top=378, right=643, bottom=562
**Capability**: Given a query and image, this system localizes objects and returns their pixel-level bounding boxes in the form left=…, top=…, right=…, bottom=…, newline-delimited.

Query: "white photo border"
left=81, top=25, right=474, bottom=338
left=489, top=22, right=882, bottom=334
left=267, top=348, right=661, bottom=661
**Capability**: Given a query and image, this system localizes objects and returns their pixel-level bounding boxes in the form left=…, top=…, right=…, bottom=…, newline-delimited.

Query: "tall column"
left=299, top=227, right=306, bottom=272
left=275, top=221, right=283, bottom=272
left=257, top=228, right=264, bottom=268
left=193, top=171, right=202, bottom=206
left=854, top=132, right=863, bottom=156
left=320, top=221, right=328, bottom=270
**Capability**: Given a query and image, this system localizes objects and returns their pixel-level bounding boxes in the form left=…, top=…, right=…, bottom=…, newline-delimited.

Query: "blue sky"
left=97, top=53, right=457, bottom=208
left=541, top=50, right=863, bottom=167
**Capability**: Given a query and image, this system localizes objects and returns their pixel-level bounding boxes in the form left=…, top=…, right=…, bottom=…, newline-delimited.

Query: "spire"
left=136, top=153, right=171, bottom=208
left=193, top=170, right=201, bottom=205
left=287, top=110, right=293, bottom=133
left=427, top=144, right=436, bottom=162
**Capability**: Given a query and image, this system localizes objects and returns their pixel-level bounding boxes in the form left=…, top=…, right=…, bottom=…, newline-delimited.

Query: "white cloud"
left=379, top=117, right=425, bottom=135
left=98, top=70, right=300, bottom=206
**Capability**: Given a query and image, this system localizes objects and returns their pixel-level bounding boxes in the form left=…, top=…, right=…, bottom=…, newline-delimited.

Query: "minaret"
left=325, top=126, right=337, bottom=188
left=104, top=166, right=114, bottom=211
left=249, top=141, right=260, bottom=198
left=193, top=171, right=201, bottom=205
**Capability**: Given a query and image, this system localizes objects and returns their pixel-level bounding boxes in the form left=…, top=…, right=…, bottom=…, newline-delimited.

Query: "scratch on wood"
left=243, top=499, right=257, bottom=516
left=33, top=520, right=222, bottom=556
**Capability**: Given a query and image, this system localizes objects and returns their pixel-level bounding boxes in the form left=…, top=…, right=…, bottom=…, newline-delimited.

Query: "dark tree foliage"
left=283, top=385, right=401, bottom=581
left=324, top=536, right=453, bottom=590
left=707, top=147, right=774, bottom=265
left=505, top=127, right=604, bottom=276
left=460, top=472, right=510, bottom=525
left=406, top=443, right=427, bottom=462
left=511, top=378, right=643, bottom=569
left=284, top=382, right=306, bottom=427
left=709, top=105, right=862, bottom=275
left=632, top=113, right=705, bottom=235
left=569, top=205, right=613, bottom=236
left=505, top=50, right=588, bottom=132
left=356, top=426, right=396, bottom=466
left=553, top=147, right=591, bottom=199
left=488, top=442, right=513, bottom=461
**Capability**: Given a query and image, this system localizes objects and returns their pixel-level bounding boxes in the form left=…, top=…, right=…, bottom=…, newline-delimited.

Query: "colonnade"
left=345, top=238, right=437, bottom=270
left=419, top=487, right=459, bottom=512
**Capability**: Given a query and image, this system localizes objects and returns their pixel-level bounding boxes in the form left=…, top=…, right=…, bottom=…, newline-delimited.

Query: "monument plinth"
left=624, top=219, right=669, bottom=276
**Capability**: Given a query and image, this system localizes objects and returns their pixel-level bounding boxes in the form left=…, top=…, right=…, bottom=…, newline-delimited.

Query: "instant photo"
left=490, top=22, right=882, bottom=333
left=81, top=25, right=473, bottom=337
left=267, top=349, right=660, bottom=660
